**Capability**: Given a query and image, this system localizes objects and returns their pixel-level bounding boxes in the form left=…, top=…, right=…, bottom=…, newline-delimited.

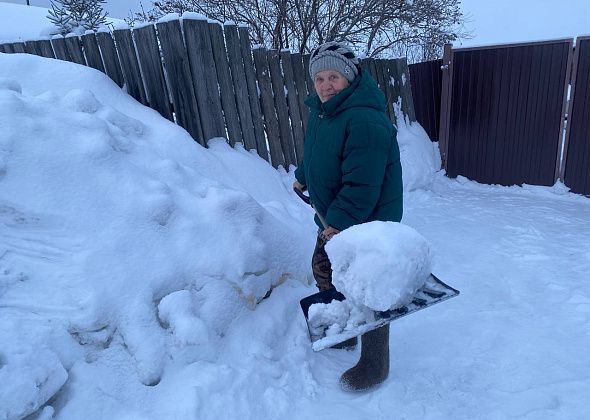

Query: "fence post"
left=562, top=36, right=590, bottom=195
left=156, top=19, right=204, bottom=144
left=253, top=47, right=284, bottom=168
left=438, top=43, right=453, bottom=170
left=558, top=41, right=576, bottom=181
left=133, top=23, right=173, bottom=121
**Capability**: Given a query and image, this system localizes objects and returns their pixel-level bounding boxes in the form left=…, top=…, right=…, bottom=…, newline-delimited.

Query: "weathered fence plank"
left=81, top=32, right=105, bottom=72
left=563, top=36, right=590, bottom=195
left=268, top=50, right=297, bottom=167
left=209, top=22, right=241, bottom=146
left=64, top=35, right=86, bottom=65
left=253, top=48, right=284, bottom=168
left=12, top=42, right=26, bottom=53
left=290, top=52, right=310, bottom=131
left=112, top=28, right=147, bottom=105
left=280, top=50, right=305, bottom=162
left=50, top=36, right=71, bottom=61
left=31, top=39, right=55, bottom=58
left=24, top=41, right=40, bottom=56
left=156, top=19, right=204, bottom=144
left=374, top=59, right=392, bottom=120
left=183, top=18, right=225, bottom=139
left=224, top=24, right=257, bottom=151
left=133, top=24, right=173, bottom=121
left=238, top=26, right=268, bottom=160
left=361, top=58, right=377, bottom=81
left=302, top=54, right=314, bottom=94
left=95, top=31, right=124, bottom=87
left=395, top=58, right=416, bottom=122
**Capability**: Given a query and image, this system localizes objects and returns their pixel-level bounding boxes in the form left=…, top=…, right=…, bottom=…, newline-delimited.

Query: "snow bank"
left=0, top=52, right=314, bottom=412
left=325, top=221, right=433, bottom=311
left=396, top=108, right=442, bottom=192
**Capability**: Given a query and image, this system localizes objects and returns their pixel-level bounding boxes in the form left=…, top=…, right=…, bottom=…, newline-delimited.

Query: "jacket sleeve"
left=294, top=160, right=306, bottom=186
left=325, top=122, right=390, bottom=231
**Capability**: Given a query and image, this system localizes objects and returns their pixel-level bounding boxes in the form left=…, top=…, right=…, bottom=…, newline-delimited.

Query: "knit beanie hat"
left=309, top=41, right=360, bottom=83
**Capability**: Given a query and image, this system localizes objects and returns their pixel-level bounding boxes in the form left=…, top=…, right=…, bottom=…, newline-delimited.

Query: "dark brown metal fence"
left=563, top=37, right=590, bottom=196
left=440, top=39, right=573, bottom=187
left=409, top=59, right=442, bottom=141
left=0, top=21, right=414, bottom=170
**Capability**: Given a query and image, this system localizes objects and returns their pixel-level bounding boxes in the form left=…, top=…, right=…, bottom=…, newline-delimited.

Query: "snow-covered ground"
left=1, top=50, right=589, bottom=420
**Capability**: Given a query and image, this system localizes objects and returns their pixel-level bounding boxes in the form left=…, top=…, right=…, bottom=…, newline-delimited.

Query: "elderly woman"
left=293, top=42, right=403, bottom=391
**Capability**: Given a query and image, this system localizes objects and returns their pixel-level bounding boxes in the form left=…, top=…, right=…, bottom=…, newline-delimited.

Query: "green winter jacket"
left=294, top=70, right=403, bottom=231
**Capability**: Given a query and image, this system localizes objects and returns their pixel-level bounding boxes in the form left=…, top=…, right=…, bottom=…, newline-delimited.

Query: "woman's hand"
left=321, top=226, right=340, bottom=241
left=293, top=180, right=306, bottom=192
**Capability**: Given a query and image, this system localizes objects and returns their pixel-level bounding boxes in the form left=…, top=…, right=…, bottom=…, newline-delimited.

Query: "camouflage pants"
left=312, top=233, right=333, bottom=291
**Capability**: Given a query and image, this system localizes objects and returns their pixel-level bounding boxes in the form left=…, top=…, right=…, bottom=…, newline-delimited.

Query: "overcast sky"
left=1, top=0, right=589, bottom=46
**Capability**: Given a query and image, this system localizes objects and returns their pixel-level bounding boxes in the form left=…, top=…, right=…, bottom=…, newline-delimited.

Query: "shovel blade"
left=300, top=274, right=460, bottom=351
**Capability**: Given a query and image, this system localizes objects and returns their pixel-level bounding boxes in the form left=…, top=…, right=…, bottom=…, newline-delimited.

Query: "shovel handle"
left=294, top=187, right=329, bottom=229
left=293, top=187, right=311, bottom=205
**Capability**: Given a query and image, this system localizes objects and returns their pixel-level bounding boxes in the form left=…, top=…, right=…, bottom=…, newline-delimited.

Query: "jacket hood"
left=305, top=70, right=386, bottom=117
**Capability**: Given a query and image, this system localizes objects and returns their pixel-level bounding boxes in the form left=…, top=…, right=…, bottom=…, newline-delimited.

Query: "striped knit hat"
left=309, top=41, right=360, bottom=83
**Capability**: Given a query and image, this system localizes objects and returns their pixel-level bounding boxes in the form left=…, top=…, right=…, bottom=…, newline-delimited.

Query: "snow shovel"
left=294, top=187, right=460, bottom=351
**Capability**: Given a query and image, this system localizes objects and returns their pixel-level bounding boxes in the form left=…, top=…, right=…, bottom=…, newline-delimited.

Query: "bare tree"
left=127, top=0, right=469, bottom=61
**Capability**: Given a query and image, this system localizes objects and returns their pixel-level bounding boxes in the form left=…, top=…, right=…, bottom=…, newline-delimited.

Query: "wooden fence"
left=0, top=19, right=415, bottom=170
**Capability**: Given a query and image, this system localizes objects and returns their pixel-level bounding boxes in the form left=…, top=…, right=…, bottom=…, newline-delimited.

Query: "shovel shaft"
left=294, top=188, right=328, bottom=229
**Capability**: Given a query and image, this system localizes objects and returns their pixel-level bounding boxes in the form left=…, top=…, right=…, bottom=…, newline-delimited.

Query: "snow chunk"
left=308, top=300, right=372, bottom=337
left=62, top=89, right=101, bottom=114
left=0, top=77, right=21, bottom=93
left=158, top=290, right=210, bottom=345
left=325, top=221, right=433, bottom=311
left=0, top=347, right=68, bottom=420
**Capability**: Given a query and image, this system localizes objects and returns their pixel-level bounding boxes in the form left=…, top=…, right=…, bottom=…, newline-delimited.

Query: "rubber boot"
left=339, top=324, right=389, bottom=391
left=330, top=336, right=358, bottom=350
